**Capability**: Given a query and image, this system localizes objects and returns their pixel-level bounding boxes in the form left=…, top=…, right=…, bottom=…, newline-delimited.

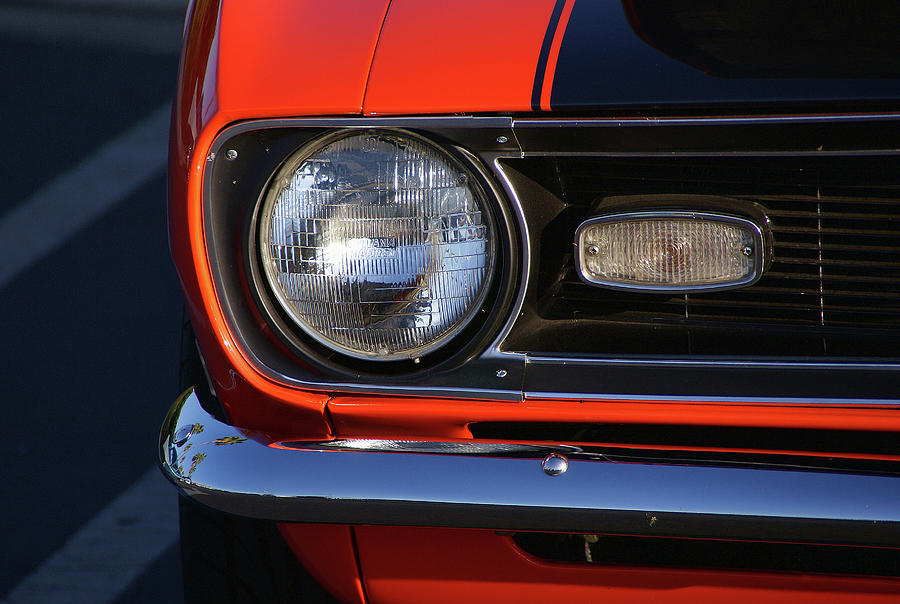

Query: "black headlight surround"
left=207, top=123, right=520, bottom=380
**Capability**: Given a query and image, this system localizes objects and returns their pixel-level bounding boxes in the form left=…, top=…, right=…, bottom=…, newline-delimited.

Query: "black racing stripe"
left=531, top=0, right=567, bottom=111
left=550, top=1, right=900, bottom=110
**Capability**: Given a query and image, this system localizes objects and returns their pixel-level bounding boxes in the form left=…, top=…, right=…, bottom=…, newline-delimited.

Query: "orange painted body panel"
left=327, top=394, right=900, bottom=440
left=278, top=524, right=366, bottom=604
left=363, top=0, right=557, bottom=115
left=169, top=0, right=390, bottom=435
left=537, top=0, right=575, bottom=111
left=217, top=0, right=390, bottom=119
left=356, top=527, right=900, bottom=604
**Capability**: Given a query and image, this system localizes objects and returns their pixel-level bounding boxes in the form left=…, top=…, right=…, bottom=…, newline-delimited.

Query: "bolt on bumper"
left=160, top=388, right=900, bottom=546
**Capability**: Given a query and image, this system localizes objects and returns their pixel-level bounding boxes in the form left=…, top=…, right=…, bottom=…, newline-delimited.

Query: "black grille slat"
left=776, top=226, right=900, bottom=237
left=508, top=154, right=900, bottom=358
left=768, top=211, right=900, bottom=220
left=776, top=257, right=900, bottom=268
left=778, top=242, right=900, bottom=254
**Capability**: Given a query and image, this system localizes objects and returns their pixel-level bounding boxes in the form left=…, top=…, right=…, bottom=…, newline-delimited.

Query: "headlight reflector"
left=259, top=131, right=496, bottom=361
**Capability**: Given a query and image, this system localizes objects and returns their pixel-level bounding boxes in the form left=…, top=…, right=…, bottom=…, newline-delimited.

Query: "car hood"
left=363, top=0, right=900, bottom=115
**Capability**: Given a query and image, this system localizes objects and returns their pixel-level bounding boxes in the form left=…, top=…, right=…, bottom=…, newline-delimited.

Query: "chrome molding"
left=161, top=389, right=900, bottom=545
left=480, top=156, right=530, bottom=362
left=511, top=112, right=900, bottom=157
left=524, top=391, right=900, bottom=406
left=512, top=113, right=900, bottom=128
left=524, top=355, right=900, bottom=369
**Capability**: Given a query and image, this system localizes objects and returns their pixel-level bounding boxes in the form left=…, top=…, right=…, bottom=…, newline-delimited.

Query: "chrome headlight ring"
left=250, top=129, right=509, bottom=368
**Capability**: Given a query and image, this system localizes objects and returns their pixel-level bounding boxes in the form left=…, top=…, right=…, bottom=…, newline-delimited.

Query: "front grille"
left=503, top=155, right=900, bottom=358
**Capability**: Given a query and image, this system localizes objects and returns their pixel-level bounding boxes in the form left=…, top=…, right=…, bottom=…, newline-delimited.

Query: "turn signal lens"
left=259, top=131, right=495, bottom=361
left=575, top=212, right=764, bottom=292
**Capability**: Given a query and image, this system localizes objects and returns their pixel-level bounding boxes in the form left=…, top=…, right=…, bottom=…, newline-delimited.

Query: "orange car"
left=160, top=1, right=900, bottom=602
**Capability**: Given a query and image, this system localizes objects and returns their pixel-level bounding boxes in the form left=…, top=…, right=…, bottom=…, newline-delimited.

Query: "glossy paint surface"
left=535, top=0, right=574, bottom=111
left=550, top=1, right=900, bottom=109
left=356, top=527, right=900, bottom=604
left=217, top=0, right=391, bottom=118
left=363, top=0, right=900, bottom=114
left=278, top=524, right=366, bottom=604
left=363, top=0, right=558, bottom=114
left=327, top=394, right=900, bottom=440
left=169, top=0, right=390, bottom=434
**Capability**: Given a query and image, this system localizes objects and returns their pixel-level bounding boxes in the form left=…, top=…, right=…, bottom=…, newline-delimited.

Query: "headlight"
left=258, top=131, right=497, bottom=361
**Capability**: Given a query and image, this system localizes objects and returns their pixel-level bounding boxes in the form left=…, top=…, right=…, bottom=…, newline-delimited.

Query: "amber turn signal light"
left=575, top=211, right=766, bottom=292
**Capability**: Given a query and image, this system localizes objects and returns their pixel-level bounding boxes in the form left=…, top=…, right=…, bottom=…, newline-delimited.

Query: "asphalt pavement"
left=0, top=2, right=188, bottom=601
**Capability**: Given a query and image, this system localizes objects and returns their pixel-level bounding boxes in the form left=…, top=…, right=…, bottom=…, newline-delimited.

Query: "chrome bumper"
left=159, top=388, right=900, bottom=546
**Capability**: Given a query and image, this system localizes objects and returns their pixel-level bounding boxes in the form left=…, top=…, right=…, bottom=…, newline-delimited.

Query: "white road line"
left=2, top=467, right=178, bottom=604
left=0, top=104, right=170, bottom=291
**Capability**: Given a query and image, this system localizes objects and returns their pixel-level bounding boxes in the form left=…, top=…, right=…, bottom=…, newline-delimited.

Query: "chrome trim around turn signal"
left=160, top=388, right=900, bottom=546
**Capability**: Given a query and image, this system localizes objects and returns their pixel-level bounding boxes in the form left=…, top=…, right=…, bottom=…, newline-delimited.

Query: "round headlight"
left=258, top=131, right=497, bottom=362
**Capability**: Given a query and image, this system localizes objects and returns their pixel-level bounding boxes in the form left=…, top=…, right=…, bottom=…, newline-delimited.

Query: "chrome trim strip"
left=520, top=150, right=900, bottom=157
left=525, top=355, right=900, bottom=370
left=523, top=392, right=900, bottom=405
left=512, top=113, right=900, bottom=128
left=294, top=438, right=578, bottom=456
left=480, top=157, right=529, bottom=362
left=215, top=116, right=517, bottom=131
left=160, top=389, right=900, bottom=545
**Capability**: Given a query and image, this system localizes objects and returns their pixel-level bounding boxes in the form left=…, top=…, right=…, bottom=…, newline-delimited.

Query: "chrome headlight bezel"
left=247, top=128, right=514, bottom=371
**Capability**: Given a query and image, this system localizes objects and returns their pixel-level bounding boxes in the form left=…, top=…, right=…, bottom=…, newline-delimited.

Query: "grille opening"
left=502, top=155, right=900, bottom=358
left=469, top=422, right=900, bottom=456
left=511, top=532, right=900, bottom=577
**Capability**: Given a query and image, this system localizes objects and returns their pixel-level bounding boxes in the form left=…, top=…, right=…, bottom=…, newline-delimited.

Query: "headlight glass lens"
left=259, top=131, right=495, bottom=361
